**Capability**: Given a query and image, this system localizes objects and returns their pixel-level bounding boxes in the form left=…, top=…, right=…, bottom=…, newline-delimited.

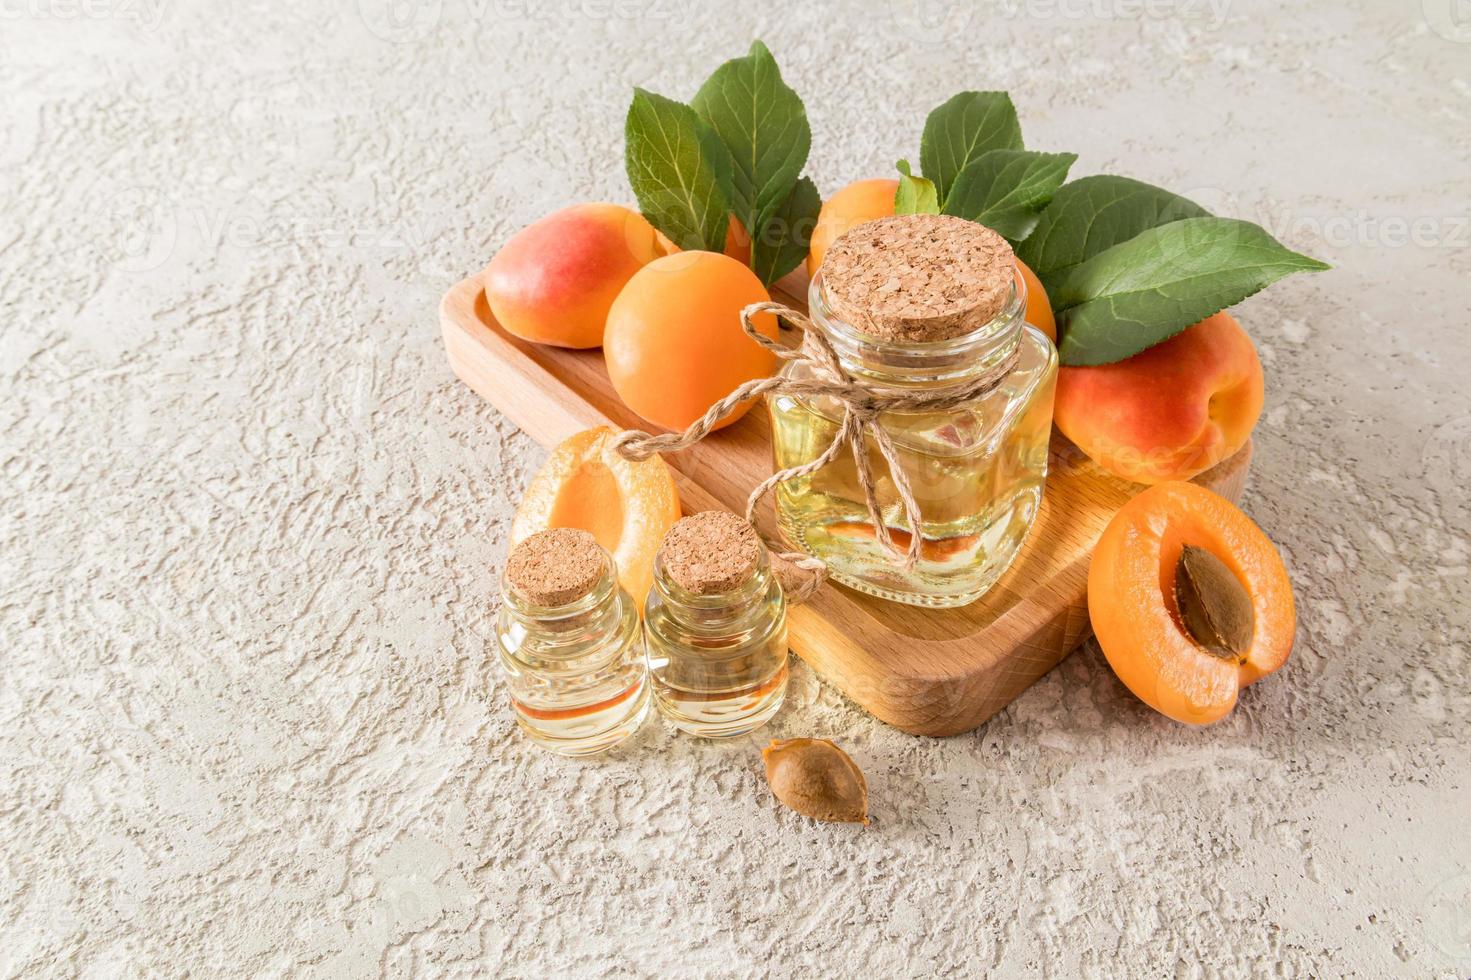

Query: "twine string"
left=610, top=301, right=1021, bottom=603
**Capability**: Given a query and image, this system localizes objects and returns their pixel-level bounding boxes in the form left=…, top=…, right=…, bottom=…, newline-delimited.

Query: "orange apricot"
left=1015, top=258, right=1056, bottom=343
left=1088, top=481, right=1295, bottom=725
left=604, top=250, right=779, bottom=432
left=807, top=179, right=1055, bottom=341
left=723, top=217, right=752, bottom=266
left=485, top=203, right=662, bottom=349
left=1055, top=311, right=1263, bottom=485
left=511, top=426, right=681, bottom=603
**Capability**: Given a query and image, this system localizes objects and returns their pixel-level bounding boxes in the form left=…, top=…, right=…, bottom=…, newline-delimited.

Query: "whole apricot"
left=604, top=251, right=778, bottom=432
left=1089, top=481, right=1295, bottom=725
left=1054, top=311, right=1263, bottom=484
left=808, top=178, right=1055, bottom=341
left=485, top=203, right=662, bottom=349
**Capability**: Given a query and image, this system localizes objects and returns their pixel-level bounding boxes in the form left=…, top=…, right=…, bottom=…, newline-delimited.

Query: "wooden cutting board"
left=441, top=271, right=1251, bottom=736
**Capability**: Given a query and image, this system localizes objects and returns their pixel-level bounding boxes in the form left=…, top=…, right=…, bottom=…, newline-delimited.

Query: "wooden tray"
left=442, top=272, right=1251, bottom=736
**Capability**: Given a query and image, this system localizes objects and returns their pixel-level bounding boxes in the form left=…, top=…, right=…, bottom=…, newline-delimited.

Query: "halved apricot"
left=1088, top=481, right=1295, bottom=725
left=511, top=427, right=681, bottom=604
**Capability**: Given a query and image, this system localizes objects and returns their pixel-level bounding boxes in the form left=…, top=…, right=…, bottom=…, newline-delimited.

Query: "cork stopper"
left=820, top=213, right=1016, bottom=343
left=658, top=511, right=761, bottom=595
left=505, top=528, right=605, bottom=606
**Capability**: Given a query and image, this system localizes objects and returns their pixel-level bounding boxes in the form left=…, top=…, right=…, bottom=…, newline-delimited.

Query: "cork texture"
left=658, top=511, right=761, bottom=595
left=821, top=214, right=1015, bottom=342
left=504, top=528, right=603, bottom=606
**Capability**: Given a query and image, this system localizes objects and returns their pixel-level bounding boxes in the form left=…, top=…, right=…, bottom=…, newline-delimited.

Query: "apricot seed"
left=1174, top=545, right=1255, bottom=661
left=761, top=738, right=868, bottom=825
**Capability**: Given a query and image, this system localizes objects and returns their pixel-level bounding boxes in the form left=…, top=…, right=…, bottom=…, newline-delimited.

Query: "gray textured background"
left=2, top=0, right=1469, bottom=976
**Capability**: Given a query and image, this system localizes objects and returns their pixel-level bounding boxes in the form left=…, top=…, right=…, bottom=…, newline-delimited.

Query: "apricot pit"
left=1174, top=544, right=1255, bottom=661
left=761, top=738, right=868, bottom=825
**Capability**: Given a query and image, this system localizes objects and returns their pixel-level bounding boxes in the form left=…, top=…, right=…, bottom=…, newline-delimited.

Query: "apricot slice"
left=511, top=427, right=681, bottom=604
left=1088, top=481, right=1295, bottom=725
left=762, top=738, right=868, bottom=825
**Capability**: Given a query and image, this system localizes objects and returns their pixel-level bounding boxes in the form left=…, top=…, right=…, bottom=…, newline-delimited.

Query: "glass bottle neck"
left=807, top=269, right=1027, bottom=388
left=650, top=548, right=778, bottom=632
left=500, top=555, right=625, bottom=654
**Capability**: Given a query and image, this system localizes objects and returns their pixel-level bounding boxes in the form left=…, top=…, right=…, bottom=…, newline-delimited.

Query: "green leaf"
left=894, top=159, right=939, bottom=215
left=691, top=40, right=811, bottom=243
left=1016, top=175, right=1209, bottom=296
left=751, top=176, right=821, bottom=286
left=919, top=92, right=1024, bottom=205
left=942, top=149, right=1077, bottom=243
left=625, top=87, right=734, bottom=252
left=1054, top=216, right=1330, bottom=366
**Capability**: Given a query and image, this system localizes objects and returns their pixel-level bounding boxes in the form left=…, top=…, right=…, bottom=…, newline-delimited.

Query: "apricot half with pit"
left=1088, top=481, right=1295, bottom=725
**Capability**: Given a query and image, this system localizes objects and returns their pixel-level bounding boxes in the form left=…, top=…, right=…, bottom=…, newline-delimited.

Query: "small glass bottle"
left=644, top=512, right=789, bottom=737
left=768, top=213, right=1058, bottom=608
left=495, top=527, right=649, bottom=756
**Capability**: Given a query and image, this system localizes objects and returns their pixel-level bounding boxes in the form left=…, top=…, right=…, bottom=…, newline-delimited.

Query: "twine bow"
left=611, top=301, right=1020, bottom=603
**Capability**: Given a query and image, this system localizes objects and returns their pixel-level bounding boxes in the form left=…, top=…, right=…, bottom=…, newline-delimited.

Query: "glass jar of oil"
left=768, top=214, right=1057, bottom=608
left=496, top=528, right=649, bottom=756
left=644, top=512, right=789, bottom=737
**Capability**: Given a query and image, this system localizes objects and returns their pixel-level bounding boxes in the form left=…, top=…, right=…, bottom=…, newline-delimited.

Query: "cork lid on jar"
left=820, top=213, right=1016, bottom=343
left=505, top=528, right=605, bottom=606
left=658, top=511, right=761, bottom=595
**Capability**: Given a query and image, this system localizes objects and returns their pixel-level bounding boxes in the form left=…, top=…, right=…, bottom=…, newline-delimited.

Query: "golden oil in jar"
left=644, top=512, right=789, bottom=737
left=768, top=214, right=1057, bottom=608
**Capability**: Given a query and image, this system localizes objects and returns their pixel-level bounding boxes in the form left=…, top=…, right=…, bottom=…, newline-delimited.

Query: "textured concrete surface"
left=2, top=1, right=1468, bottom=976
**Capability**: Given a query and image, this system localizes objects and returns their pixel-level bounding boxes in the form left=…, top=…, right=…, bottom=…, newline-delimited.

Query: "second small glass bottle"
left=644, top=511, right=789, bottom=738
